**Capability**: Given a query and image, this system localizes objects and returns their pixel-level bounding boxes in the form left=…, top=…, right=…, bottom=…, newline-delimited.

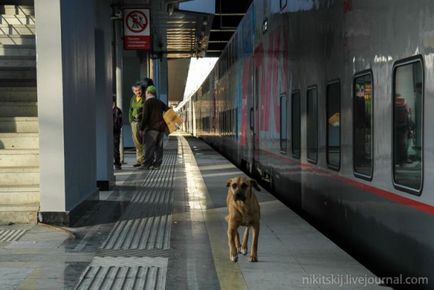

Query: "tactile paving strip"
left=0, top=228, right=27, bottom=242
left=100, top=140, right=177, bottom=251
left=96, top=248, right=170, bottom=258
left=74, top=257, right=167, bottom=290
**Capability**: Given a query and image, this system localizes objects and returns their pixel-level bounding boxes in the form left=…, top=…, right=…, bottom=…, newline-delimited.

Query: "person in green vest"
left=128, top=82, right=145, bottom=167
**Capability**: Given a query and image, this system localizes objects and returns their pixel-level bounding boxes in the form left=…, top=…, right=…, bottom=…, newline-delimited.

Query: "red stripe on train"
left=259, top=148, right=434, bottom=216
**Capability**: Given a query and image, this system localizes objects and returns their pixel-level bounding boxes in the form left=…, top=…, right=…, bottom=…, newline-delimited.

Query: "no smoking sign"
left=126, top=11, right=148, bottom=33
left=123, top=9, right=151, bottom=50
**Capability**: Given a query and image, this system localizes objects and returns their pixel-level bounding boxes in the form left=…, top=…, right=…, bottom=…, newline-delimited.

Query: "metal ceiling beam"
left=210, top=29, right=236, bottom=32
left=214, top=13, right=245, bottom=16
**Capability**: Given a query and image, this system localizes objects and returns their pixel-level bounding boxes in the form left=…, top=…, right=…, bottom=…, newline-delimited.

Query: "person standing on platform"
left=128, top=82, right=145, bottom=167
left=139, top=85, right=169, bottom=169
left=140, top=77, right=154, bottom=92
left=113, top=96, right=123, bottom=170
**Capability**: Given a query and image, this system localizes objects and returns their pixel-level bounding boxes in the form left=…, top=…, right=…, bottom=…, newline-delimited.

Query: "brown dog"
left=225, top=176, right=261, bottom=262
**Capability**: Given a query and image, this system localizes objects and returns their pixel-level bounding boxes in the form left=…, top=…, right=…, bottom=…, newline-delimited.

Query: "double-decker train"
left=178, top=0, right=434, bottom=288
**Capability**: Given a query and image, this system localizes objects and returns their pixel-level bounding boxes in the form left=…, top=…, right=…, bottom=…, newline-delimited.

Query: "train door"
left=244, top=58, right=254, bottom=173
left=249, top=54, right=261, bottom=175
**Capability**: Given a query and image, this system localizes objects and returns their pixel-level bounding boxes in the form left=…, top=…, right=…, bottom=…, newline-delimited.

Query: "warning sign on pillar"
left=123, top=9, right=151, bottom=50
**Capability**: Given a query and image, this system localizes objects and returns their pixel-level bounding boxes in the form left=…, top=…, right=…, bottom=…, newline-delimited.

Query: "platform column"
left=95, top=0, right=114, bottom=190
left=35, top=0, right=98, bottom=224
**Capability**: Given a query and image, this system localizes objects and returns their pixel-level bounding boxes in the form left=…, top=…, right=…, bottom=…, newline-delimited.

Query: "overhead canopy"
left=117, top=0, right=252, bottom=59
left=206, top=0, right=252, bottom=57
left=114, top=0, right=252, bottom=102
left=150, top=0, right=214, bottom=59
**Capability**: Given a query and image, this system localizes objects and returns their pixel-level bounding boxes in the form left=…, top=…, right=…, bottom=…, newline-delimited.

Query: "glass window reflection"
left=393, top=58, right=423, bottom=192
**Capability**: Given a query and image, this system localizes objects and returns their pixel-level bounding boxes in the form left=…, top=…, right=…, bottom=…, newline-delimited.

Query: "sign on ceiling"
left=123, top=9, right=151, bottom=50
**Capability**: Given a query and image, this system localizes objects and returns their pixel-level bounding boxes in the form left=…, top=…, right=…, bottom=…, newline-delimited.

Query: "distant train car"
left=178, top=0, right=434, bottom=288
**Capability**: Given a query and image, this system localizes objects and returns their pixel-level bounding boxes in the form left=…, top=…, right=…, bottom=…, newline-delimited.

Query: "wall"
left=154, top=57, right=168, bottom=104
left=60, top=0, right=98, bottom=210
left=168, top=58, right=190, bottom=103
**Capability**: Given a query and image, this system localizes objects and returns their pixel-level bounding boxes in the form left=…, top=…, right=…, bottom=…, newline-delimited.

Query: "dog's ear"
left=226, top=178, right=232, bottom=187
left=250, top=179, right=260, bottom=191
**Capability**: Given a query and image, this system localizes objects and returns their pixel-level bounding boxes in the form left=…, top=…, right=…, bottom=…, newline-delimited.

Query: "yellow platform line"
left=179, top=136, right=248, bottom=290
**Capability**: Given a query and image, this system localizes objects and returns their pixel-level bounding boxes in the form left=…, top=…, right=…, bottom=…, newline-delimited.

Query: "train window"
left=228, top=110, right=231, bottom=135
left=354, top=72, right=373, bottom=179
left=306, top=86, right=318, bottom=163
left=219, top=112, right=222, bottom=133
left=393, top=56, right=423, bottom=194
left=292, top=90, right=301, bottom=159
left=220, top=112, right=224, bottom=134
left=230, top=110, right=232, bottom=135
left=326, top=81, right=341, bottom=170
left=222, top=111, right=225, bottom=134
left=220, top=113, right=222, bottom=134
left=234, top=108, right=238, bottom=138
left=255, top=70, right=259, bottom=109
left=231, top=109, right=234, bottom=136
left=280, top=95, right=288, bottom=153
left=225, top=110, right=228, bottom=135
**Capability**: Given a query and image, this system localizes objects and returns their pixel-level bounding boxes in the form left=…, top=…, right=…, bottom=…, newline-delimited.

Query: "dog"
left=225, top=176, right=261, bottom=263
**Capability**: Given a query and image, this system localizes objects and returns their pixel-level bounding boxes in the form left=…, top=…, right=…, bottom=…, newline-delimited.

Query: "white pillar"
left=35, top=0, right=98, bottom=224
left=35, top=0, right=66, bottom=214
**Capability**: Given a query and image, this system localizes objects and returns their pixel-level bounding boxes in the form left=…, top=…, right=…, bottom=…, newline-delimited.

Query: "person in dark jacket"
left=139, top=85, right=169, bottom=169
left=113, top=96, right=123, bottom=170
left=140, top=77, right=154, bottom=92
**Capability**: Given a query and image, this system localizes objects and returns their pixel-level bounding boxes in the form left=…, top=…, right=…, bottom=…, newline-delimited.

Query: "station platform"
left=0, top=134, right=388, bottom=290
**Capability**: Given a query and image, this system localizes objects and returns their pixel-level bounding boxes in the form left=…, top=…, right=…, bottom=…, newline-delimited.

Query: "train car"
left=178, top=0, right=434, bottom=288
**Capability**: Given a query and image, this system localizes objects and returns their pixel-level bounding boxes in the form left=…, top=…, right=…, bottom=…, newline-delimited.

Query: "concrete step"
left=0, top=133, right=38, bottom=149
left=0, top=185, right=39, bottom=203
left=0, top=86, right=36, bottom=92
left=0, top=55, right=35, bottom=67
left=0, top=79, right=36, bottom=87
left=0, top=205, right=38, bottom=224
left=3, top=5, right=34, bottom=16
left=0, top=185, right=39, bottom=225
left=0, top=87, right=37, bottom=102
left=0, top=202, right=38, bottom=224
left=0, top=149, right=39, bottom=167
left=0, top=102, right=37, bottom=117
left=0, top=44, right=35, bottom=57
left=0, top=166, right=39, bottom=186
left=0, top=14, right=35, bottom=25
left=0, top=117, right=38, bottom=133
left=0, top=24, right=35, bottom=35
left=0, top=35, right=34, bottom=45
left=0, top=67, right=36, bottom=80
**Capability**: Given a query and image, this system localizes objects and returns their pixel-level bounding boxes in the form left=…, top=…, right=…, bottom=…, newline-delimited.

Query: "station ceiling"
left=206, top=0, right=252, bottom=57
left=114, top=0, right=252, bottom=101
left=116, top=0, right=251, bottom=59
